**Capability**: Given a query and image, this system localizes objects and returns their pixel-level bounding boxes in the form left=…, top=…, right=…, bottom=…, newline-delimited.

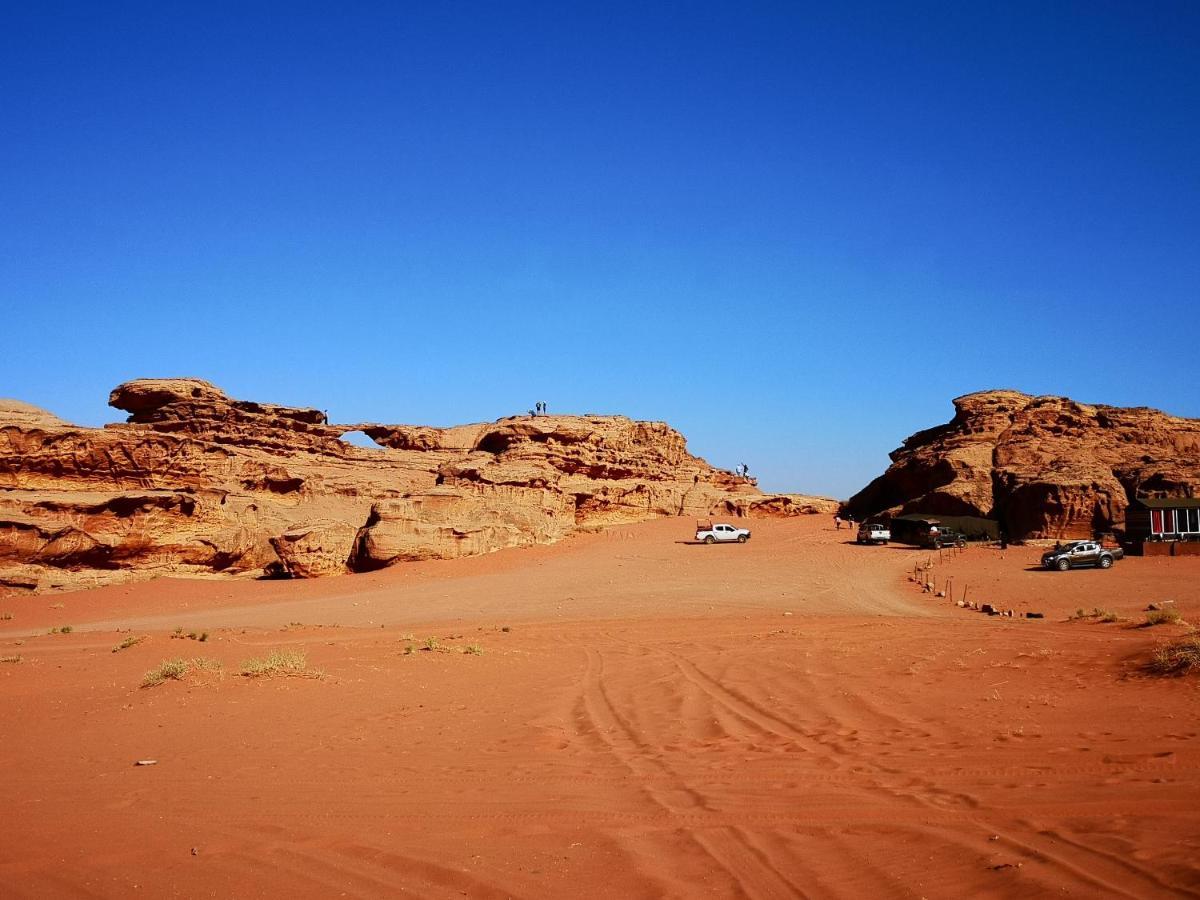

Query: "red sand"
left=2, top=518, right=1199, bottom=898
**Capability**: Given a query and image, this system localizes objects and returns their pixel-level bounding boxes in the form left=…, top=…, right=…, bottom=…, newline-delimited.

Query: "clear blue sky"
left=2, top=2, right=1197, bottom=497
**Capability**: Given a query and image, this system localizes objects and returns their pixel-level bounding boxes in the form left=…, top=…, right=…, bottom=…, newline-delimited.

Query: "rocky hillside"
left=845, top=390, right=1200, bottom=540
left=0, top=379, right=835, bottom=593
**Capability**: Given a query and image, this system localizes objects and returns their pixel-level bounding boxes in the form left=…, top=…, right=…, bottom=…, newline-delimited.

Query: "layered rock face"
left=0, top=379, right=835, bottom=593
left=845, top=390, right=1200, bottom=539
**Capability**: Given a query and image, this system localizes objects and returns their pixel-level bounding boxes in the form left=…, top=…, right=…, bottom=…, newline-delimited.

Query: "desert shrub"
left=423, top=637, right=441, bottom=651
left=464, top=644, right=483, bottom=656
left=1144, top=609, right=1182, bottom=627
left=140, top=657, right=221, bottom=688
left=142, top=658, right=190, bottom=687
left=0, top=611, right=12, bottom=620
left=113, top=635, right=147, bottom=653
left=1070, top=608, right=1119, bottom=622
left=1, top=655, right=21, bottom=664
left=239, top=647, right=318, bottom=678
left=1148, top=633, right=1200, bottom=675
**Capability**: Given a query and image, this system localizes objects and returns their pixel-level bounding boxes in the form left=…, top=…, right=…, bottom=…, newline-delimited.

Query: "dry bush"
left=1148, top=632, right=1200, bottom=676
left=1070, top=608, right=1119, bottom=622
left=1144, top=608, right=1183, bottom=627
left=142, top=658, right=189, bottom=687
left=239, top=648, right=319, bottom=678
left=113, top=635, right=147, bottom=653
left=141, top=657, right=222, bottom=688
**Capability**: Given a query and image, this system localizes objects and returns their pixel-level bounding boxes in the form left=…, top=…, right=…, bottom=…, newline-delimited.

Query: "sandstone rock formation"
left=845, top=390, right=1200, bottom=539
left=0, top=380, right=835, bottom=593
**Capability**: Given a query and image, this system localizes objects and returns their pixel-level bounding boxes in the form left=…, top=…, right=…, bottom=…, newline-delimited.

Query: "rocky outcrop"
left=0, top=380, right=834, bottom=593
left=845, top=390, right=1200, bottom=539
left=270, top=521, right=359, bottom=579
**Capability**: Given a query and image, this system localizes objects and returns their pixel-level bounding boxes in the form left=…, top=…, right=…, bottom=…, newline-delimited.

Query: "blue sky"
left=2, top=1, right=1197, bottom=497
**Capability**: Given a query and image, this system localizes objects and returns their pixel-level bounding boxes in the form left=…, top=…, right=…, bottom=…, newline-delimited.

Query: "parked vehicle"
left=1042, top=540, right=1124, bottom=571
left=919, top=527, right=965, bottom=549
left=856, top=523, right=891, bottom=545
left=695, top=522, right=751, bottom=544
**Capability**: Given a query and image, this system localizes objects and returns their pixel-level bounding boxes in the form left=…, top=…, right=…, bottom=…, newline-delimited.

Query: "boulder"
left=269, top=520, right=358, bottom=578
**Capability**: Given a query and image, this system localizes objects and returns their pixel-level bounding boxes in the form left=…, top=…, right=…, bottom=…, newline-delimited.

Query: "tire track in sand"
left=576, top=646, right=807, bottom=898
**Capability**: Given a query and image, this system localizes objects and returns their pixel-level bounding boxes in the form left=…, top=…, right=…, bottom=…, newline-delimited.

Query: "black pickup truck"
left=1041, top=540, right=1124, bottom=571
left=918, top=528, right=966, bottom=549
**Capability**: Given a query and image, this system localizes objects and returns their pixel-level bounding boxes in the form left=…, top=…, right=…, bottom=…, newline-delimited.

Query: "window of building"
left=1152, top=509, right=1177, bottom=534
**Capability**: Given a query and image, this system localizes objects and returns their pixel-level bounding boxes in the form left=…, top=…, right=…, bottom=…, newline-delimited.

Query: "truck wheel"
left=737, top=534, right=747, bottom=543
left=1098, top=556, right=1112, bottom=569
left=704, top=536, right=715, bottom=545
left=1056, top=557, right=1070, bottom=571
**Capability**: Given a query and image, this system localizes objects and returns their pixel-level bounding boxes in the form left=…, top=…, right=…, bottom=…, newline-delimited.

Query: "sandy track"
left=2, top=519, right=1199, bottom=898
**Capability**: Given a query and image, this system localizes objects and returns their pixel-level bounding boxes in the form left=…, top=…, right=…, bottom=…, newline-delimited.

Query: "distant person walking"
left=834, top=514, right=842, bottom=530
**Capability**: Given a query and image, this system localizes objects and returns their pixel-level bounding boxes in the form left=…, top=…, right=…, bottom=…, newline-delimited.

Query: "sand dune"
left=2, top=517, right=1199, bottom=897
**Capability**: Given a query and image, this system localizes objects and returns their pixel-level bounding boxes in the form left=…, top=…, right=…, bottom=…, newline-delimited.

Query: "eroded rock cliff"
left=0, top=379, right=835, bottom=593
left=845, top=390, right=1200, bottom=539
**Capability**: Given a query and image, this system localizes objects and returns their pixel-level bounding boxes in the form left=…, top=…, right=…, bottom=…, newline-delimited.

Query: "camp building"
left=1124, top=497, right=1200, bottom=556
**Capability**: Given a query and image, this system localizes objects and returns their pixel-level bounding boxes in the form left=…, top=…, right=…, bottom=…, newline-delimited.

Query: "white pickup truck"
left=856, top=523, right=891, bottom=545
left=695, top=521, right=751, bottom=544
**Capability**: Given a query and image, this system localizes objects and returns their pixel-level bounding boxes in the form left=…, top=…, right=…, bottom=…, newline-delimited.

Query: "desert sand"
left=2, top=517, right=1199, bottom=898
